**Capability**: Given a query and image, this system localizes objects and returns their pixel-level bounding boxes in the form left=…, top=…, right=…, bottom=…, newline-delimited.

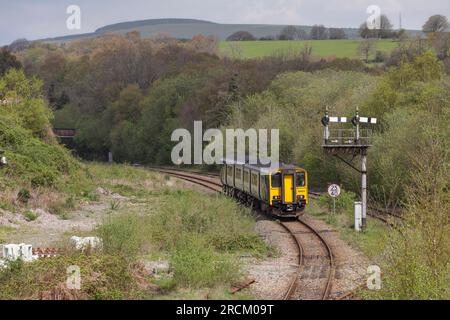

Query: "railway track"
left=147, top=167, right=222, bottom=192
left=147, top=167, right=346, bottom=300
left=280, top=218, right=335, bottom=300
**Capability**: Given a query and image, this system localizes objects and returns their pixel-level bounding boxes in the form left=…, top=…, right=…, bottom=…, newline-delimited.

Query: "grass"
left=90, top=164, right=270, bottom=293
left=0, top=226, right=15, bottom=243
left=96, top=187, right=270, bottom=290
left=220, top=39, right=399, bottom=60
left=307, top=198, right=389, bottom=260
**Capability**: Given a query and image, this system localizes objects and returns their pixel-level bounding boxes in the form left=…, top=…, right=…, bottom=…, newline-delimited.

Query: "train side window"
left=271, top=173, right=281, bottom=188
left=236, top=168, right=242, bottom=178
left=227, top=166, right=233, bottom=177
left=251, top=173, right=258, bottom=186
left=296, top=172, right=306, bottom=187
left=244, top=171, right=249, bottom=183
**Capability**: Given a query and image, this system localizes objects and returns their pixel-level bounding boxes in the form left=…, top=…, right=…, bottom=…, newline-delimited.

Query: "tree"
left=8, top=38, right=30, bottom=52
left=0, top=47, right=22, bottom=76
left=328, top=28, right=347, bottom=40
left=310, top=25, right=328, bottom=40
left=430, top=32, right=450, bottom=59
left=358, top=38, right=377, bottom=62
left=422, top=15, right=450, bottom=59
left=359, top=15, right=394, bottom=39
left=278, top=26, right=305, bottom=40
left=189, top=35, right=220, bottom=55
left=423, top=15, right=450, bottom=33
left=226, top=31, right=256, bottom=41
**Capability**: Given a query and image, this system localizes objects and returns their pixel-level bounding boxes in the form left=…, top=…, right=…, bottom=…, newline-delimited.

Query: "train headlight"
left=273, top=196, right=281, bottom=200
left=297, top=195, right=305, bottom=200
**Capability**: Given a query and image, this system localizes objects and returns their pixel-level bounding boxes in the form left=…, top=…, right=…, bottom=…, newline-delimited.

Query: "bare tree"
left=329, top=28, right=347, bottom=39
left=278, top=26, right=304, bottom=40
left=423, top=15, right=450, bottom=33
left=310, top=25, right=328, bottom=40
left=431, top=32, right=450, bottom=59
left=189, top=35, right=220, bottom=55
left=359, top=15, right=394, bottom=39
left=358, top=38, right=377, bottom=62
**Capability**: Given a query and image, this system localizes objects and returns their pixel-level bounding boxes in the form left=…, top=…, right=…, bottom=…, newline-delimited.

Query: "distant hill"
left=40, top=18, right=422, bottom=44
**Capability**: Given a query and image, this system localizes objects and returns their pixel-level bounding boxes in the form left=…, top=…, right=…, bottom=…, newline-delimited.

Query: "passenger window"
left=251, top=173, right=258, bottom=186
left=296, top=172, right=306, bottom=187
left=244, top=171, right=249, bottom=183
left=271, top=173, right=281, bottom=188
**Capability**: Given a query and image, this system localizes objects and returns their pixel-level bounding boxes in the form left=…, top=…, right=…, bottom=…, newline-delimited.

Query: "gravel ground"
left=245, top=213, right=371, bottom=300
left=301, top=215, right=370, bottom=299
left=242, top=216, right=299, bottom=300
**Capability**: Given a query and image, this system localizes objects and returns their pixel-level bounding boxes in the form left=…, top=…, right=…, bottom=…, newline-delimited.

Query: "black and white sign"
left=328, top=184, right=341, bottom=198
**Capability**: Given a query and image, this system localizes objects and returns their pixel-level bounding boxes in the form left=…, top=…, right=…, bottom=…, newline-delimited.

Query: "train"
left=220, top=160, right=308, bottom=218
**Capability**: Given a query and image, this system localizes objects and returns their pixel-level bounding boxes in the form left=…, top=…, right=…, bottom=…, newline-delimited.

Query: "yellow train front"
left=220, top=162, right=308, bottom=218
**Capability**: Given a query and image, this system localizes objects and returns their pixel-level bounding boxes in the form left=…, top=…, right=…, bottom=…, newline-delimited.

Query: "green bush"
left=23, top=210, right=38, bottom=221
left=97, top=214, right=142, bottom=257
left=317, top=189, right=356, bottom=214
left=17, top=188, right=31, bottom=204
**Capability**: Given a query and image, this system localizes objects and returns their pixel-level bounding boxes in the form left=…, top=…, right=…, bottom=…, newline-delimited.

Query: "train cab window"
left=271, top=173, right=281, bottom=188
left=296, top=172, right=306, bottom=187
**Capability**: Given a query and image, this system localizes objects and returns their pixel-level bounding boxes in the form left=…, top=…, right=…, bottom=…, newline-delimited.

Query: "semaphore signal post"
left=321, top=108, right=377, bottom=231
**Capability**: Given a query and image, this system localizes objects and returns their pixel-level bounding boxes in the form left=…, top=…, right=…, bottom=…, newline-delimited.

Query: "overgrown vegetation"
left=0, top=69, right=93, bottom=211
left=0, top=164, right=269, bottom=299
left=0, top=254, right=154, bottom=300
left=96, top=179, right=269, bottom=289
left=367, top=126, right=449, bottom=300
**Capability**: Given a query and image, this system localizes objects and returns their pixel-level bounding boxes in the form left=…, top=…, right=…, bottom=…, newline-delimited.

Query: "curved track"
left=280, top=219, right=335, bottom=300
left=147, top=167, right=222, bottom=192
left=149, top=167, right=337, bottom=300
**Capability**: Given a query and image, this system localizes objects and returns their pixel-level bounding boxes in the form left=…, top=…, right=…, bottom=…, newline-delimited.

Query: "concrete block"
left=19, top=244, right=33, bottom=262
left=3, top=244, right=21, bottom=261
left=70, top=236, right=103, bottom=251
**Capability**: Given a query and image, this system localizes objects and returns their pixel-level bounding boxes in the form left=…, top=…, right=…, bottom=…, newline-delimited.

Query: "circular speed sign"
left=328, top=184, right=341, bottom=198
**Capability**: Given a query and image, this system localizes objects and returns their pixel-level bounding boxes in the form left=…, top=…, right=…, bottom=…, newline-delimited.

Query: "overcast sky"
left=1, top=0, right=449, bottom=45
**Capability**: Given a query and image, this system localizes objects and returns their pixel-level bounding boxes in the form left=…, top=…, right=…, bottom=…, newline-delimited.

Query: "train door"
left=283, top=174, right=294, bottom=203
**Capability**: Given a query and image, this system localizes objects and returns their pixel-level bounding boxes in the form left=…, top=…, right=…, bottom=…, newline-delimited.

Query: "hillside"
left=41, top=18, right=423, bottom=44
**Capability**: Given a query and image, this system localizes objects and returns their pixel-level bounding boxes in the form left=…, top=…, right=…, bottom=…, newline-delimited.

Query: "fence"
left=325, top=129, right=373, bottom=146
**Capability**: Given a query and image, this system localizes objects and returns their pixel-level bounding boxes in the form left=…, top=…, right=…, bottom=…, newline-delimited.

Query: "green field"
left=220, top=39, right=399, bottom=59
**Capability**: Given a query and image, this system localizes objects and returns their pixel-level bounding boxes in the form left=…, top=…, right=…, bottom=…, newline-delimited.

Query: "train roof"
left=221, top=156, right=303, bottom=173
